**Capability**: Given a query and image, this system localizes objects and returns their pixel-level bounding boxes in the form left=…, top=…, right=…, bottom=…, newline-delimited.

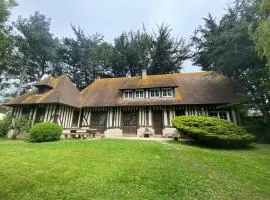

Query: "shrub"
left=10, top=116, right=30, bottom=139
left=30, top=122, right=63, bottom=143
left=172, top=116, right=254, bottom=147
left=0, top=115, right=12, bottom=137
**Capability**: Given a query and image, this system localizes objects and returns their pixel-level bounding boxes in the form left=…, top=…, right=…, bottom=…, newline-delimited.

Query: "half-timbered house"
left=6, top=71, right=242, bottom=138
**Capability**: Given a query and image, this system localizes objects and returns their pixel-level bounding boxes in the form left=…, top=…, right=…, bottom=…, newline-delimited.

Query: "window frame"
left=162, top=88, right=173, bottom=97
left=123, top=90, right=133, bottom=99
left=150, top=89, right=160, bottom=98
left=135, top=90, right=144, bottom=98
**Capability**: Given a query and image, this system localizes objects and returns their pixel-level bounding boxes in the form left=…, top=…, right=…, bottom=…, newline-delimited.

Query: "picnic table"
left=63, top=128, right=99, bottom=139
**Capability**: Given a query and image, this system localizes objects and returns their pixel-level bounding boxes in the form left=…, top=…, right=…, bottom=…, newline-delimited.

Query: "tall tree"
left=192, top=0, right=270, bottom=123
left=57, top=26, right=112, bottom=89
left=150, top=23, right=190, bottom=74
left=0, top=0, right=16, bottom=92
left=111, top=29, right=152, bottom=77
left=253, top=0, right=270, bottom=70
left=13, top=11, right=58, bottom=95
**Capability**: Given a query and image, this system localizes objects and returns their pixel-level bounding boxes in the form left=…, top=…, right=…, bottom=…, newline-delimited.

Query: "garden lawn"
left=0, top=139, right=269, bottom=200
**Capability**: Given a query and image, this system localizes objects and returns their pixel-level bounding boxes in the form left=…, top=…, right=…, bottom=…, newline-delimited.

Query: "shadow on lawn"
left=169, top=139, right=256, bottom=151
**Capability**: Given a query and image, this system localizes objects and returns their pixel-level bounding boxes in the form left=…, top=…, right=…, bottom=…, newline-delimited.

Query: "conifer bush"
left=172, top=116, right=254, bottom=147
left=30, top=122, right=62, bottom=143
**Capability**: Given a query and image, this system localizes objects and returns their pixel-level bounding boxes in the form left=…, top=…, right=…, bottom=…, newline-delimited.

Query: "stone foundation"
left=162, top=127, right=178, bottom=138
left=104, top=128, right=123, bottom=138
left=137, top=127, right=155, bottom=137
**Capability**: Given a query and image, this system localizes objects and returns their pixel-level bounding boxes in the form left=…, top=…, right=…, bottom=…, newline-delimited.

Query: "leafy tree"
left=192, top=0, right=270, bottom=124
left=111, top=24, right=190, bottom=76
left=150, top=23, right=190, bottom=74
left=57, top=26, right=112, bottom=89
left=253, top=0, right=270, bottom=70
left=111, top=29, right=152, bottom=77
left=10, top=115, right=29, bottom=139
left=13, top=11, right=58, bottom=95
left=0, top=0, right=16, bottom=93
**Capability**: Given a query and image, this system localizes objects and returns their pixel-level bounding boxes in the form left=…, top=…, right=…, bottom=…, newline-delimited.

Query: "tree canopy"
left=253, top=0, right=270, bottom=70
left=192, top=0, right=270, bottom=123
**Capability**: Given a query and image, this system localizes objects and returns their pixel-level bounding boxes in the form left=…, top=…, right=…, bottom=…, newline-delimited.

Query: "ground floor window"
left=34, top=106, right=46, bottom=123
left=72, top=110, right=80, bottom=127
left=219, top=111, right=228, bottom=120
left=209, top=111, right=228, bottom=120
left=175, top=110, right=185, bottom=116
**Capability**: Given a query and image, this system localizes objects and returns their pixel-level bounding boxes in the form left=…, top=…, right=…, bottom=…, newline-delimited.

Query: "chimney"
left=142, top=69, right=147, bottom=79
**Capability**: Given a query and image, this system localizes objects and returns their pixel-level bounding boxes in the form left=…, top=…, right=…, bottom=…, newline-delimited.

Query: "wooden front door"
left=90, top=111, right=107, bottom=133
left=153, top=111, right=163, bottom=135
left=122, top=111, right=138, bottom=134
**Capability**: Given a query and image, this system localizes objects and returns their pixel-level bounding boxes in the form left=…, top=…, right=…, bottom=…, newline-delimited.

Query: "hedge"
left=29, top=122, right=63, bottom=143
left=172, top=116, right=254, bottom=147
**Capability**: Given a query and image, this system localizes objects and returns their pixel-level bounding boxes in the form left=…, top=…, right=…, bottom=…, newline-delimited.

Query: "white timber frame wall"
left=80, top=104, right=236, bottom=131
left=12, top=103, right=237, bottom=134
left=12, top=104, right=77, bottom=129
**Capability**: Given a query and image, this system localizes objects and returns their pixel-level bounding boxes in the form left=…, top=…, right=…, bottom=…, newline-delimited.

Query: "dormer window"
left=36, top=85, right=52, bottom=94
left=124, top=90, right=133, bottom=99
left=162, top=88, right=173, bottom=97
left=135, top=90, right=144, bottom=98
left=150, top=89, right=160, bottom=98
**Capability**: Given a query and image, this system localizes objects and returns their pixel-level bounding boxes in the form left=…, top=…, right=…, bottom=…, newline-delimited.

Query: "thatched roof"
left=80, top=72, right=242, bottom=107
left=7, top=72, right=242, bottom=108
left=6, top=74, right=81, bottom=108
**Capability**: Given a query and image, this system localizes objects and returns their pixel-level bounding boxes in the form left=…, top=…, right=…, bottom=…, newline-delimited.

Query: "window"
left=162, top=88, right=173, bottom=97
left=150, top=89, right=160, bottom=98
left=135, top=90, right=144, bottom=98
left=175, top=110, right=185, bottom=116
left=209, top=111, right=228, bottom=120
left=219, top=112, right=228, bottom=120
left=124, top=90, right=133, bottom=99
left=209, top=111, right=218, bottom=117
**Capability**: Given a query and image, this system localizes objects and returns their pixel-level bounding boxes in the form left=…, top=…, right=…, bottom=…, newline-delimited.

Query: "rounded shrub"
left=30, top=122, right=63, bottom=143
left=172, top=116, right=254, bottom=147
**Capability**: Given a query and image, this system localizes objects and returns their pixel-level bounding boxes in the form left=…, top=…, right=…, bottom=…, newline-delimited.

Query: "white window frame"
left=162, top=88, right=173, bottom=97
left=135, top=90, right=144, bottom=98
left=124, top=90, right=133, bottom=99
left=150, top=89, right=160, bottom=98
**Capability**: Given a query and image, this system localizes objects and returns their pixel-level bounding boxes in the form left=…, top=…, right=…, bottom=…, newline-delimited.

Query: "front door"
left=153, top=111, right=163, bottom=135
left=122, top=111, right=138, bottom=134
left=90, top=111, right=107, bottom=133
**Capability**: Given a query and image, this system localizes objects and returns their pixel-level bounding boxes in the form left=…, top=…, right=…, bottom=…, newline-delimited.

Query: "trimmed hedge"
left=30, top=122, right=63, bottom=143
left=172, top=116, right=254, bottom=147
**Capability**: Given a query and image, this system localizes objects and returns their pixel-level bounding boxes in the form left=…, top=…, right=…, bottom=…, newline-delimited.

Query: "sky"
left=10, top=0, right=232, bottom=73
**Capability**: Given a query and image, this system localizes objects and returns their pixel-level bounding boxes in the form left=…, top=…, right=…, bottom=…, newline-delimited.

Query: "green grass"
left=0, top=139, right=270, bottom=200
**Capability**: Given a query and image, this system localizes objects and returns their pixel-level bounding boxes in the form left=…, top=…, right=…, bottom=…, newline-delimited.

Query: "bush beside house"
left=0, top=115, right=12, bottom=137
left=172, top=116, right=254, bottom=147
left=30, top=122, right=63, bottom=143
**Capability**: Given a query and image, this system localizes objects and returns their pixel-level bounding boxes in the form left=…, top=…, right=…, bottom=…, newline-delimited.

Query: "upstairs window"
left=150, top=89, right=160, bottom=98
left=162, top=88, right=173, bottom=97
left=37, top=85, right=52, bottom=94
left=124, top=90, right=133, bottom=99
left=135, top=90, right=144, bottom=98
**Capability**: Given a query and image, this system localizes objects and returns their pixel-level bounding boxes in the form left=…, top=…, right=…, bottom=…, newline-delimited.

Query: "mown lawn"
left=0, top=139, right=269, bottom=200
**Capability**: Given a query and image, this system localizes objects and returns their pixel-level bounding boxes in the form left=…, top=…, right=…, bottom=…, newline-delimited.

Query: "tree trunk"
left=17, top=58, right=29, bottom=97
left=262, top=110, right=269, bottom=124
